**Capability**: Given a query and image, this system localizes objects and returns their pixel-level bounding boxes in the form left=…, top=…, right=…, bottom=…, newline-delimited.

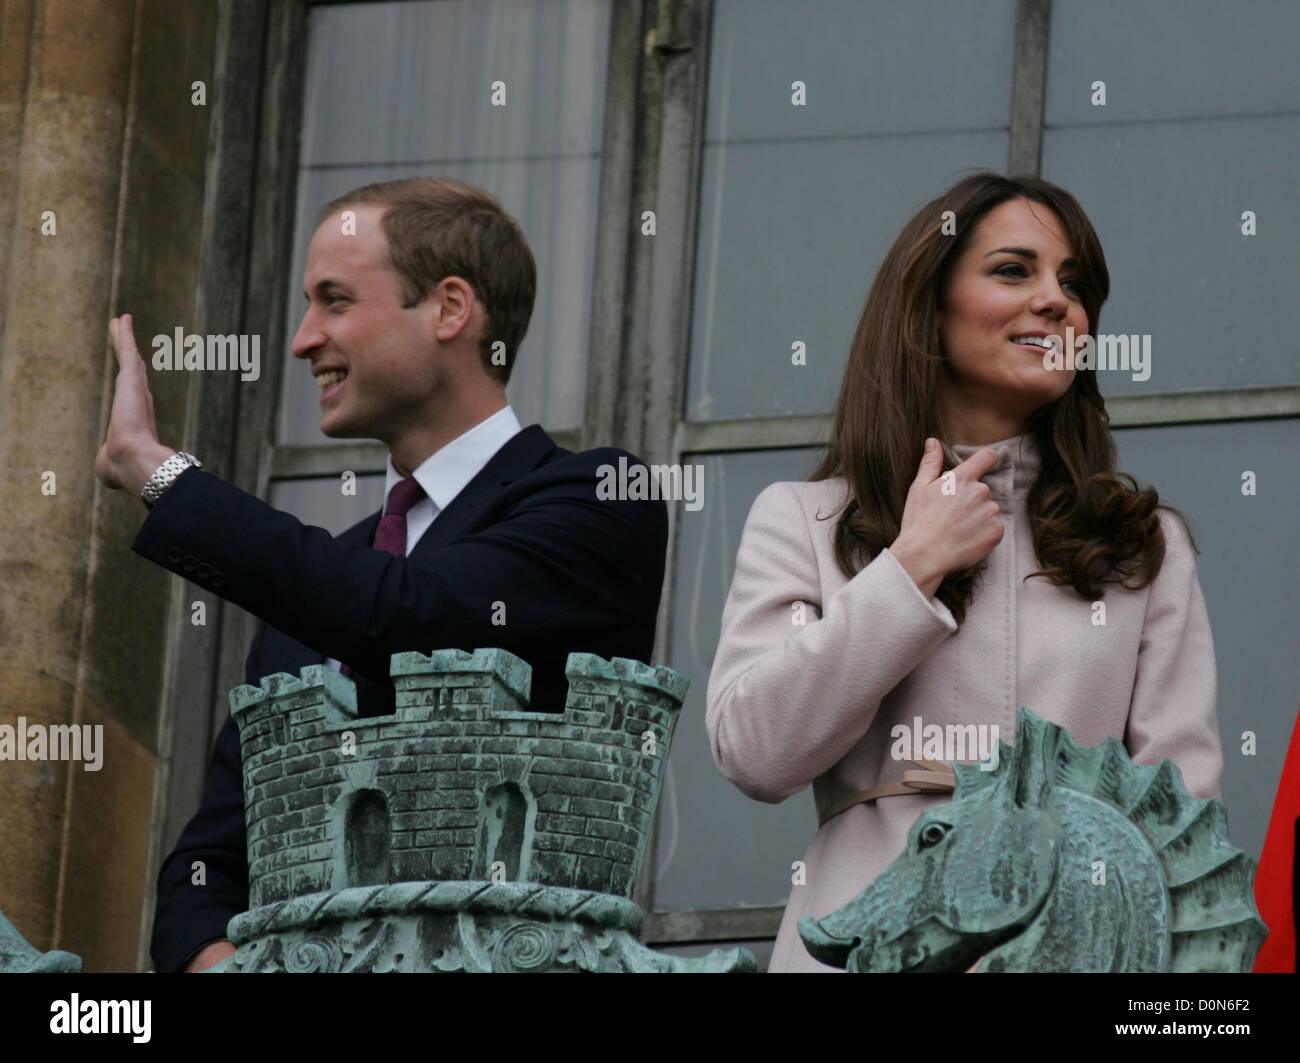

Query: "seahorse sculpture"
left=799, top=708, right=1267, bottom=972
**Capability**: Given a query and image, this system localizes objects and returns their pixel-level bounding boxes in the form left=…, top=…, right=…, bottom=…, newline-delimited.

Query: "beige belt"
left=818, top=759, right=956, bottom=827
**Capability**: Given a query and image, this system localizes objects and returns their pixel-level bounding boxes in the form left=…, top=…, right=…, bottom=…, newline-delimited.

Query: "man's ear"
left=432, top=276, right=476, bottom=343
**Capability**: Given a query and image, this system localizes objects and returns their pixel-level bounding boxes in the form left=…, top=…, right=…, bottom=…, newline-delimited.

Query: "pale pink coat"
left=706, top=433, right=1222, bottom=972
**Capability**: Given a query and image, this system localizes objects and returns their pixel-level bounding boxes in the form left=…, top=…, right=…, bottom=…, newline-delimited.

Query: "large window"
left=232, top=0, right=1298, bottom=970
left=273, top=0, right=611, bottom=532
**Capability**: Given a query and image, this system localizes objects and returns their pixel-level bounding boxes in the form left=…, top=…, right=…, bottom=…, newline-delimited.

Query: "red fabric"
left=1253, top=705, right=1300, bottom=972
left=341, top=478, right=425, bottom=677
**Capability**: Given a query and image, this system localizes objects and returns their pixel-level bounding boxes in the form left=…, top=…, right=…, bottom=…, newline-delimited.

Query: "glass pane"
left=1111, top=418, right=1300, bottom=862
left=686, top=0, right=1017, bottom=421
left=1042, top=0, right=1300, bottom=394
left=279, top=0, right=611, bottom=445
left=657, top=448, right=823, bottom=910
left=268, top=475, right=385, bottom=537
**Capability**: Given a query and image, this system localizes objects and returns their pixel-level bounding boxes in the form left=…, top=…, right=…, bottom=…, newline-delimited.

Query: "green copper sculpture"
left=0, top=909, right=81, bottom=972
left=207, top=648, right=753, bottom=973
left=799, top=708, right=1267, bottom=972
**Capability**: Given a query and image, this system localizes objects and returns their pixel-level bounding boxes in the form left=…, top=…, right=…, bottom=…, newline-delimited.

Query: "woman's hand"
left=889, top=439, right=1004, bottom=599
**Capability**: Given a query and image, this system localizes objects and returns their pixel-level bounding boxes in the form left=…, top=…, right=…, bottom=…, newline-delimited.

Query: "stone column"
left=0, top=0, right=216, bottom=971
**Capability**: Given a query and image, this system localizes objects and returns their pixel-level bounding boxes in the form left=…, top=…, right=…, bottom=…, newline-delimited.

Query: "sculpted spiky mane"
left=801, top=708, right=1266, bottom=973
left=949, top=709, right=1265, bottom=972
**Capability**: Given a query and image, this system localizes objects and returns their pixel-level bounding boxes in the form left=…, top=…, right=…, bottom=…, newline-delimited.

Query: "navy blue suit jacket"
left=135, top=426, right=667, bottom=973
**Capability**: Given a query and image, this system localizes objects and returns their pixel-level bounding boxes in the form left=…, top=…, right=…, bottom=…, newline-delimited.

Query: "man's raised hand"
left=95, top=314, right=175, bottom=496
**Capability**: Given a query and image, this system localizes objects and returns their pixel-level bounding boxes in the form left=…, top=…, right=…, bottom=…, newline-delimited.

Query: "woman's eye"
left=994, top=263, right=1027, bottom=278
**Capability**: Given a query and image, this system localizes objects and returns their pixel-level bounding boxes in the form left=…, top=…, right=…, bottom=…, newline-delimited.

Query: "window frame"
left=152, top=0, right=1298, bottom=967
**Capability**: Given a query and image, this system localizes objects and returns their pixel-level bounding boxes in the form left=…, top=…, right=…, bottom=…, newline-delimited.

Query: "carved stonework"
left=214, top=882, right=752, bottom=973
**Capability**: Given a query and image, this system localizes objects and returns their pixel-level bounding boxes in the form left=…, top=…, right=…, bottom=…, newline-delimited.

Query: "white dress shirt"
left=326, top=404, right=523, bottom=672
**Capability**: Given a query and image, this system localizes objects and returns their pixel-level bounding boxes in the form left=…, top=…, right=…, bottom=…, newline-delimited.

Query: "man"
left=95, top=179, right=667, bottom=972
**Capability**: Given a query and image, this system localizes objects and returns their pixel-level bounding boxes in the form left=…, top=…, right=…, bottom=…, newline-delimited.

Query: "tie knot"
left=385, top=476, right=425, bottom=518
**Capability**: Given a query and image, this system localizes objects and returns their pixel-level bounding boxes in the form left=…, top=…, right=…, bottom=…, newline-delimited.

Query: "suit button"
left=167, top=547, right=183, bottom=563
left=211, top=571, right=226, bottom=588
left=182, top=555, right=198, bottom=572
left=197, top=562, right=212, bottom=578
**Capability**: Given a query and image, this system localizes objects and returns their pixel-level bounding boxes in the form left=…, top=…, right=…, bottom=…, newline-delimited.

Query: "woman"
left=705, top=173, right=1222, bottom=973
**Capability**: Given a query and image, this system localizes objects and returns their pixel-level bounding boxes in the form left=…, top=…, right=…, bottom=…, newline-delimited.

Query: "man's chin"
left=319, top=419, right=383, bottom=444
left=318, top=416, right=359, bottom=439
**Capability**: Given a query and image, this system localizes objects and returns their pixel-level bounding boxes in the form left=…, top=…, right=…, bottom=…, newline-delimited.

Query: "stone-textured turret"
left=218, top=648, right=750, bottom=973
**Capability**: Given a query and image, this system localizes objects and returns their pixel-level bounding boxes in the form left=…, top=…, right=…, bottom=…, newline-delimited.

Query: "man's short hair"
left=318, top=178, right=536, bottom=384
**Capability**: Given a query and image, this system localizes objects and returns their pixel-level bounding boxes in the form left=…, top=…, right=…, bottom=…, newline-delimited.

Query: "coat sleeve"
left=128, top=464, right=665, bottom=685
left=706, top=482, right=959, bottom=803
left=1123, top=509, right=1224, bottom=798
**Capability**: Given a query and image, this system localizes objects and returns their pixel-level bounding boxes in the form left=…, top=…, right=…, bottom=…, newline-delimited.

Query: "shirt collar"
left=944, top=432, right=1040, bottom=500
left=383, top=405, right=524, bottom=514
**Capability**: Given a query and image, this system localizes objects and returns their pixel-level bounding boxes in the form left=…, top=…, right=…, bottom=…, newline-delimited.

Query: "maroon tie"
left=340, top=476, right=426, bottom=677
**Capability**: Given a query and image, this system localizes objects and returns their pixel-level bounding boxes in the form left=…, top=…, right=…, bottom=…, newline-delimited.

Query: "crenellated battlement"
left=228, top=649, right=686, bottom=910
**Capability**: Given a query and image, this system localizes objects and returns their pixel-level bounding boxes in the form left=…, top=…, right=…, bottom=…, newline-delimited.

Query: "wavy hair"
left=811, top=172, right=1194, bottom=624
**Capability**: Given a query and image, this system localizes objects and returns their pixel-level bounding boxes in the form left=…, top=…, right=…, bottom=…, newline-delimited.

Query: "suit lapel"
left=410, top=424, right=558, bottom=557
left=306, top=425, right=557, bottom=672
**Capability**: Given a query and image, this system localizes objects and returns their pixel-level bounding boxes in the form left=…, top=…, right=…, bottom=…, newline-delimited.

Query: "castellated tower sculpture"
left=211, top=648, right=754, bottom=973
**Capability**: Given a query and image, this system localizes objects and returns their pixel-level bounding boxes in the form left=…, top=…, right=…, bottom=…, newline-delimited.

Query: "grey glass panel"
left=1111, top=419, right=1300, bottom=862
left=268, top=474, right=385, bottom=538
left=1042, top=1, right=1300, bottom=394
left=657, top=448, right=822, bottom=910
left=703, top=0, right=1017, bottom=140
left=1045, top=0, right=1299, bottom=123
left=279, top=0, right=610, bottom=445
left=299, top=0, right=607, bottom=166
left=687, top=0, right=1016, bottom=420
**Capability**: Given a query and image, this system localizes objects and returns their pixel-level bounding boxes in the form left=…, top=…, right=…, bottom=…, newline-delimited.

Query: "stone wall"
left=0, top=0, right=218, bottom=972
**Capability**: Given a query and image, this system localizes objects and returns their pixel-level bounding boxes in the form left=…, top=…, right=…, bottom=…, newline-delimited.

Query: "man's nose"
left=290, top=307, right=323, bottom=359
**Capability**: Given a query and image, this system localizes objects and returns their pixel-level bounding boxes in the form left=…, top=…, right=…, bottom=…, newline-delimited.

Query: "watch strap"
left=141, top=451, right=202, bottom=508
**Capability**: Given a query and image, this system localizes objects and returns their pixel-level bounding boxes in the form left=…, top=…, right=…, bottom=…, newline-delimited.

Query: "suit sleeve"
left=149, top=625, right=264, bottom=973
left=129, top=463, right=666, bottom=685
left=1123, top=510, right=1223, bottom=799
left=706, top=483, right=958, bottom=803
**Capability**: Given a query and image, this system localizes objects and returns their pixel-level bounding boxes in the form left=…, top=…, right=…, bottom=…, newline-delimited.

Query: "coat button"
left=211, top=571, right=226, bottom=588
left=167, top=547, right=183, bottom=563
left=182, top=555, right=198, bottom=572
left=197, top=562, right=212, bottom=578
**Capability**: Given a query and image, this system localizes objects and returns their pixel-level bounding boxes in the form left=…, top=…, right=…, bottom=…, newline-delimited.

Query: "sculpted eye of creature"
left=915, top=820, right=952, bottom=851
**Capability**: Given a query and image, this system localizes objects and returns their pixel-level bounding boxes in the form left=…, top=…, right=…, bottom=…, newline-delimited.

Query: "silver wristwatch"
left=141, top=451, right=203, bottom=508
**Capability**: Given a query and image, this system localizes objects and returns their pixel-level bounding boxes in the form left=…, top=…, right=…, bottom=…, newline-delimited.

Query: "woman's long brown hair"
left=811, top=172, right=1194, bottom=624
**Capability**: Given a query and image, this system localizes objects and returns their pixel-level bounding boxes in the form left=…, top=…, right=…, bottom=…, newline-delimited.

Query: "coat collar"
left=944, top=432, right=1040, bottom=501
